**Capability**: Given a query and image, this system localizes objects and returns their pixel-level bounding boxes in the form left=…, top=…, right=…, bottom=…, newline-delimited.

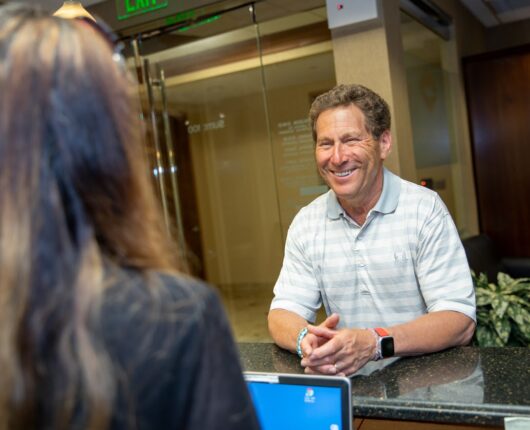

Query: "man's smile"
left=330, top=168, right=356, bottom=178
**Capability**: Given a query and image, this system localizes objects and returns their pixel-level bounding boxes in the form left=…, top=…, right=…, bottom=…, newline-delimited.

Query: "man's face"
left=314, top=104, right=391, bottom=207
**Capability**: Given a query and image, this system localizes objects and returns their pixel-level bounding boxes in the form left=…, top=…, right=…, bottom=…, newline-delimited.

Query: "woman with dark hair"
left=0, top=4, right=259, bottom=430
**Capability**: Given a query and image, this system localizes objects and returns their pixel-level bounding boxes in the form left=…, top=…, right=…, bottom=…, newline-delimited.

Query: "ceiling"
left=4, top=0, right=530, bottom=29
left=460, top=0, right=530, bottom=27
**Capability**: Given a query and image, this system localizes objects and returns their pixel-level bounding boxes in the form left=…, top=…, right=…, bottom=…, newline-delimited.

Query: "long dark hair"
left=0, top=4, right=177, bottom=429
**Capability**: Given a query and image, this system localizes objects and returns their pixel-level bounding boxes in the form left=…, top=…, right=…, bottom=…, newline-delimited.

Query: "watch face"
left=381, top=337, right=394, bottom=358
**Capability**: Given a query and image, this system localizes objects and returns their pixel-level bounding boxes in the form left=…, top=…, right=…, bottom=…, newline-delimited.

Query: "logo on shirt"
left=394, top=248, right=409, bottom=265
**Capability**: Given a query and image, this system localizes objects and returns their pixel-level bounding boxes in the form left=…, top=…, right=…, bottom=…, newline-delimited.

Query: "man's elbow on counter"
left=267, top=310, right=284, bottom=346
left=457, top=316, right=477, bottom=346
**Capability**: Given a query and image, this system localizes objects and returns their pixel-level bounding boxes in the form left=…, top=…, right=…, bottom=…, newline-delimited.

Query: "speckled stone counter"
left=238, top=343, right=530, bottom=427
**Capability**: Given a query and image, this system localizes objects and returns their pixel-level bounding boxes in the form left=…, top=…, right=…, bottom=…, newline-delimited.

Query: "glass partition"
left=263, top=50, right=334, bottom=241
left=129, top=4, right=335, bottom=341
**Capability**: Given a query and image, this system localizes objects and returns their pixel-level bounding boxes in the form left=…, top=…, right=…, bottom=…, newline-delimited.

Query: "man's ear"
left=379, top=130, right=392, bottom=160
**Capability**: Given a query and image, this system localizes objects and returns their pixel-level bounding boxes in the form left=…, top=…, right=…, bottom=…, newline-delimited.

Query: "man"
left=268, top=84, right=476, bottom=376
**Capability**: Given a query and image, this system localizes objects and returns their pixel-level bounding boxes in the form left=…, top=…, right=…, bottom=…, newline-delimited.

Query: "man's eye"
left=318, top=141, right=333, bottom=147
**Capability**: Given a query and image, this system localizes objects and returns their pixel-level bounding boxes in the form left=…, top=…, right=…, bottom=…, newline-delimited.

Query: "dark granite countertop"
left=238, top=343, right=530, bottom=427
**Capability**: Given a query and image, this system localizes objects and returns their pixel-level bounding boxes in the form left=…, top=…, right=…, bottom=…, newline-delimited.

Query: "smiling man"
left=268, top=84, right=476, bottom=376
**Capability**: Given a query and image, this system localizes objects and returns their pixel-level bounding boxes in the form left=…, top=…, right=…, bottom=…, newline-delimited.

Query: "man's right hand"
left=300, top=313, right=340, bottom=358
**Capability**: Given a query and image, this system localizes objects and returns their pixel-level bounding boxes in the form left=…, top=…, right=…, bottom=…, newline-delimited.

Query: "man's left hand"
left=301, top=326, right=376, bottom=376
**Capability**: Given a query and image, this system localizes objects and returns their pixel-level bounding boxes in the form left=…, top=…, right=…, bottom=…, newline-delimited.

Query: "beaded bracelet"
left=296, top=327, right=308, bottom=358
left=368, top=328, right=382, bottom=361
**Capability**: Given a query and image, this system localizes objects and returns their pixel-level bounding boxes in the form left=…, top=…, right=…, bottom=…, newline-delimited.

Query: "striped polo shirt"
left=271, top=168, right=476, bottom=329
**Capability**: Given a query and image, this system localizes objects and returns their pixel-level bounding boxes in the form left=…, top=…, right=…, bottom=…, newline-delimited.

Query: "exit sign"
left=116, top=0, right=169, bottom=20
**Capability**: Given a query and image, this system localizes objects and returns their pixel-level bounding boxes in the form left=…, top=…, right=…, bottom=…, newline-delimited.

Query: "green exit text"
left=117, top=0, right=169, bottom=20
left=125, top=0, right=163, bottom=13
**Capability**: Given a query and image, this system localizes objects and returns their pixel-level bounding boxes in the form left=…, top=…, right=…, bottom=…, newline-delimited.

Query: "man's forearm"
left=387, top=311, right=475, bottom=356
left=268, top=309, right=308, bottom=353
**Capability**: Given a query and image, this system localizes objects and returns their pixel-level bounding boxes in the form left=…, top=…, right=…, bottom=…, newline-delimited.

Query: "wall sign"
left=102, top=0, right=224, bottom=32
left=117, top=0, right=169, bottom=21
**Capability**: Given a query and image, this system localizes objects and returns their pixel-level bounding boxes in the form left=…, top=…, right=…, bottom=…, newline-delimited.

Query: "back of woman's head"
left=0, top=4, right=176, bottom=429
left=0, top=3, right=174, bottom=270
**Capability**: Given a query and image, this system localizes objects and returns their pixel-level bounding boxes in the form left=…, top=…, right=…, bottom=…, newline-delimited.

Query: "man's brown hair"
left=309, top=84, right=391, bottom=141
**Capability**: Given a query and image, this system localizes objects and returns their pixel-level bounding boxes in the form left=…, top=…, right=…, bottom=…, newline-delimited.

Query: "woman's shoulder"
left=107, top=267, right=214, bottom=301
left=101, top=268, right=223, bottom=349
left=100, top=269, right=244, bottom=429
left=146, top=270, right=217, bottom=307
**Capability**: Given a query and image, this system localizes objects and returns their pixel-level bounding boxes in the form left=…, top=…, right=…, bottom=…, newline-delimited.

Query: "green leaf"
left=503, top=278, right=530, bottom=296
left=475, top=325, right=504, bottom=346
left=497, top=272, right=514, bottom=291
left=509, top=324, right=530, bottom=347
left=476, top=288, right=494, bottom=306
left=507, top=305, right=530, bottom=341
left=473, top=271, right=529, bottom=347
left=509, top=296, right=530, bottom=308
left=472, top=272, right=489, bottom=291
left=492, top=313, right=511, bottom=343
left=476, top=309, right=491, bottom=325
left=491, top=296, right=510, bottom=318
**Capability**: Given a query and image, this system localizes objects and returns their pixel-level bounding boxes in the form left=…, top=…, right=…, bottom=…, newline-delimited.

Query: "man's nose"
left=330, top=143, right=345, bottom=164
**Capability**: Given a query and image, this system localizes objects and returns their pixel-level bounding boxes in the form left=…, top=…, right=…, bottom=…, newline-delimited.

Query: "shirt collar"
left=326, top=167, right=400, bottom=220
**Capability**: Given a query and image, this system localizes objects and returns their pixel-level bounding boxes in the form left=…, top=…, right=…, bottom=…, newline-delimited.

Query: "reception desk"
left=238, top=343, right=530, bottom=428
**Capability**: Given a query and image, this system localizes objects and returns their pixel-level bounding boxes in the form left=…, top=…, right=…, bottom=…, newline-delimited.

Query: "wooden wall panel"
left=463, top=46, right=530, bottom=257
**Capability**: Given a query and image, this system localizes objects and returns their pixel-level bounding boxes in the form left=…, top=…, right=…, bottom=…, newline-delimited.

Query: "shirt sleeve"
left=415, top=195, right=476, bottom=322
left=270, top=212, right=322, bottom=323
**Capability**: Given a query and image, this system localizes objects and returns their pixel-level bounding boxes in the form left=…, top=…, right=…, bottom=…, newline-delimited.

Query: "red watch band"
left=374, top=327, right=389, bottom=337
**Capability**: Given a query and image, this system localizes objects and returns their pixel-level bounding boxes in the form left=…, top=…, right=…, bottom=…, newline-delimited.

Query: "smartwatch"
left=372, top=327, right=394, bottom=360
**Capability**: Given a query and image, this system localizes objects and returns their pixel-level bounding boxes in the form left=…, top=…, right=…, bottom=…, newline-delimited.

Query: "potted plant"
left=472, top=272, right=530, bottom=347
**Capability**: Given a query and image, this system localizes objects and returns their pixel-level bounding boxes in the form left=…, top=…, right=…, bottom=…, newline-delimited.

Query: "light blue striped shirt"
left=271, top=168, right=476, bottom=328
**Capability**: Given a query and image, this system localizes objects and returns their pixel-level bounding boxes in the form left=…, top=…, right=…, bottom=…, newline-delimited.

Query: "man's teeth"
left=334, top=169, right=353, bottom=177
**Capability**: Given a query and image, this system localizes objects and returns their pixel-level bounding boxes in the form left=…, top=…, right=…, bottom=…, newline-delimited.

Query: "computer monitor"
left=245, top=372, right=352, bottom=430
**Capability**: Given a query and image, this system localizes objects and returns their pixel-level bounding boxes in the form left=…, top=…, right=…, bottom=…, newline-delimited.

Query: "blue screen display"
left=247, top=382, right=343, bottom=430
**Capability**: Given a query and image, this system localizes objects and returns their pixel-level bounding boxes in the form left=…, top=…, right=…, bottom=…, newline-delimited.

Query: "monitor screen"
left=245, top=372, right=351, bottom=430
